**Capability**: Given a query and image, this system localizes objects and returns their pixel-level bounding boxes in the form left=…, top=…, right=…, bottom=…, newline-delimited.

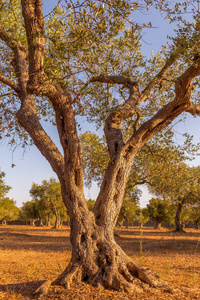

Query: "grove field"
left=0, top=226, right=199, bottom=300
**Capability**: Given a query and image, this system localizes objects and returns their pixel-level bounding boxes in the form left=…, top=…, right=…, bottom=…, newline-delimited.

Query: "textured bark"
left=53, top=192, right=163, bottom=293
left=0, top=0, right=200, bottom=297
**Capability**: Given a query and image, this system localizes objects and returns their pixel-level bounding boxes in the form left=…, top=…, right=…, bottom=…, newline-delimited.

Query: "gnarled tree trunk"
left=1, top=1, right=200, bottom=297
left=56, top=155, right=162, bottom=292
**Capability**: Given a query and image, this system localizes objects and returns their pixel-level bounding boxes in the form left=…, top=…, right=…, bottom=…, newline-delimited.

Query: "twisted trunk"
left=57, top=220, right=158, bottom=292
left=55, top=164, right=162, bottom=292
left=2, top=2, right=199, bottom=297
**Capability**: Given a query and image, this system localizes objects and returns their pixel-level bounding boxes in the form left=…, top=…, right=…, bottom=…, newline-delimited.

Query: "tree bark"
left=1, top=1, right=200, bottom=296
left=54, top=188, right=161, bottom=292
left=174, top=199, right=185, bottom=232
left=51, top=153, right=165, bottom=292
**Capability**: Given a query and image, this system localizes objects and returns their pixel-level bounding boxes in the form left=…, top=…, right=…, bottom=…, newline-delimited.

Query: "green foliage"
left=137, top=207, right=149, bottom=227
left=80, top=130, right=195, bottom=205
left=118, top=188, right=140, bottom=224
left=0, top=171, right=11, bottom=198
left=20, top=199, right=39, bottom=223
left=29, top=178, right=69, bottom=225
left=1, top=0, right=199, bottom=142
left=147, top=197, right=175, bottom=226
left=149, top=164, right=200, bottom=205
left=188, top=204, right=200, bottom=227
left=80, top=131, right=109, bottom=187
left=0, top=197, right=19, bottom=222
left=0, top=170, right=18, bottom=223
left=86, top=199, right=95, bottom=211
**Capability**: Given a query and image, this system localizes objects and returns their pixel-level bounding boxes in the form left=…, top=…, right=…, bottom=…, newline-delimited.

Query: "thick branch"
left=186, top=105, right=200, bottom=115
left=17, top=94, right=65, bottom=184
left=0, top=73, right=19, bottom=92
left=127, top=58, right=200, bottom=152
left=0, top=25, right=28, bottom=93
left=91, top=56, right=177, bottom=159
left=21, top=0, right=45, bottom=86
left=0, top=22, right=65, bottom=183
left=94, top=59, right=200, bottom=226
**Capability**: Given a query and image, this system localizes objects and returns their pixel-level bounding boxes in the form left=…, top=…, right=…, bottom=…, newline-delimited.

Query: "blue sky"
left=1, top=1, right=200, bottom=208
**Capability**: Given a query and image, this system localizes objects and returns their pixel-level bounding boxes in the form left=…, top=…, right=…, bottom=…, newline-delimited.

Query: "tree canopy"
left=0, top=170, right=19, bottom=224
left=0, top=0, right=200, bottom=295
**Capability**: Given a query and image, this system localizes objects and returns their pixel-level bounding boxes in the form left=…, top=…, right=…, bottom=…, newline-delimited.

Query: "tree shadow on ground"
left=0, top=281, right=44, bottom=299
left=115, top=228, right=200, bottom=238
left=0, top=230, right=71, bottom=252
left=0, top=226, right=199, bottom=254
left=115, top=235, right=200, bottom=256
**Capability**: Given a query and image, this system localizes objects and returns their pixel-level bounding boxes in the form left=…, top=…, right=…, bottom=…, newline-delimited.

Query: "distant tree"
left=117, top=188, right=140, bottom=227
left=0, top=171, right=11, bottom=198
left=188, top=203, right=200, bottom=229
left=148, top=164, right=200, bottom=232
left=30, top=178, right=69, bottom=228
left=0, top=171, right=19, bottom=225
left=147, top=198, right=175, bottom=229
left=0, top=197, right=19, bottom=225
left=20, top=199, right=39, bottom=225
left=30, top=183, right=48, bottom=226
left=41, top=178, right=69, bottom=228
left=137, top=208, right=149, bottom=228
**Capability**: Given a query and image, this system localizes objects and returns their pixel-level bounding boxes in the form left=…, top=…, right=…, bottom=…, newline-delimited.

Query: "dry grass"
left=0, top=225, right=199, bottom=299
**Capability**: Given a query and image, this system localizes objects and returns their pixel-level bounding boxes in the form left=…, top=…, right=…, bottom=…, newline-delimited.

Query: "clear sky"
left=1, top=1, right=200, bottom=208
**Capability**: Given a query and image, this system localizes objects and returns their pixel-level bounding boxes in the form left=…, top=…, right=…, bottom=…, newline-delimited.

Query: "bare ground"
left=0, top=225, right=199, bottom=299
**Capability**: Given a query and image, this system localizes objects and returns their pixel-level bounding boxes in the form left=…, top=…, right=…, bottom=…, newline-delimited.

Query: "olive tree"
left=147, top=197, right=175, bottom=229
left=0, top=0, right=200, bottom=295
left=148, top=163, right=200, bottom=232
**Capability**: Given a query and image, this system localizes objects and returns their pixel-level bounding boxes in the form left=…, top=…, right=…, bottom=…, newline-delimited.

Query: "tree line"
left=1, top=168, right=200, bottom=230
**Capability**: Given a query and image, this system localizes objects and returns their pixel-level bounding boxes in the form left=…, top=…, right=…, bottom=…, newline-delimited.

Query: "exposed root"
left=33, top=239, right=174, bottom=298
left=33, top=280, right=51, bottom=298
left=60, top=265, right=82, bottom=288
